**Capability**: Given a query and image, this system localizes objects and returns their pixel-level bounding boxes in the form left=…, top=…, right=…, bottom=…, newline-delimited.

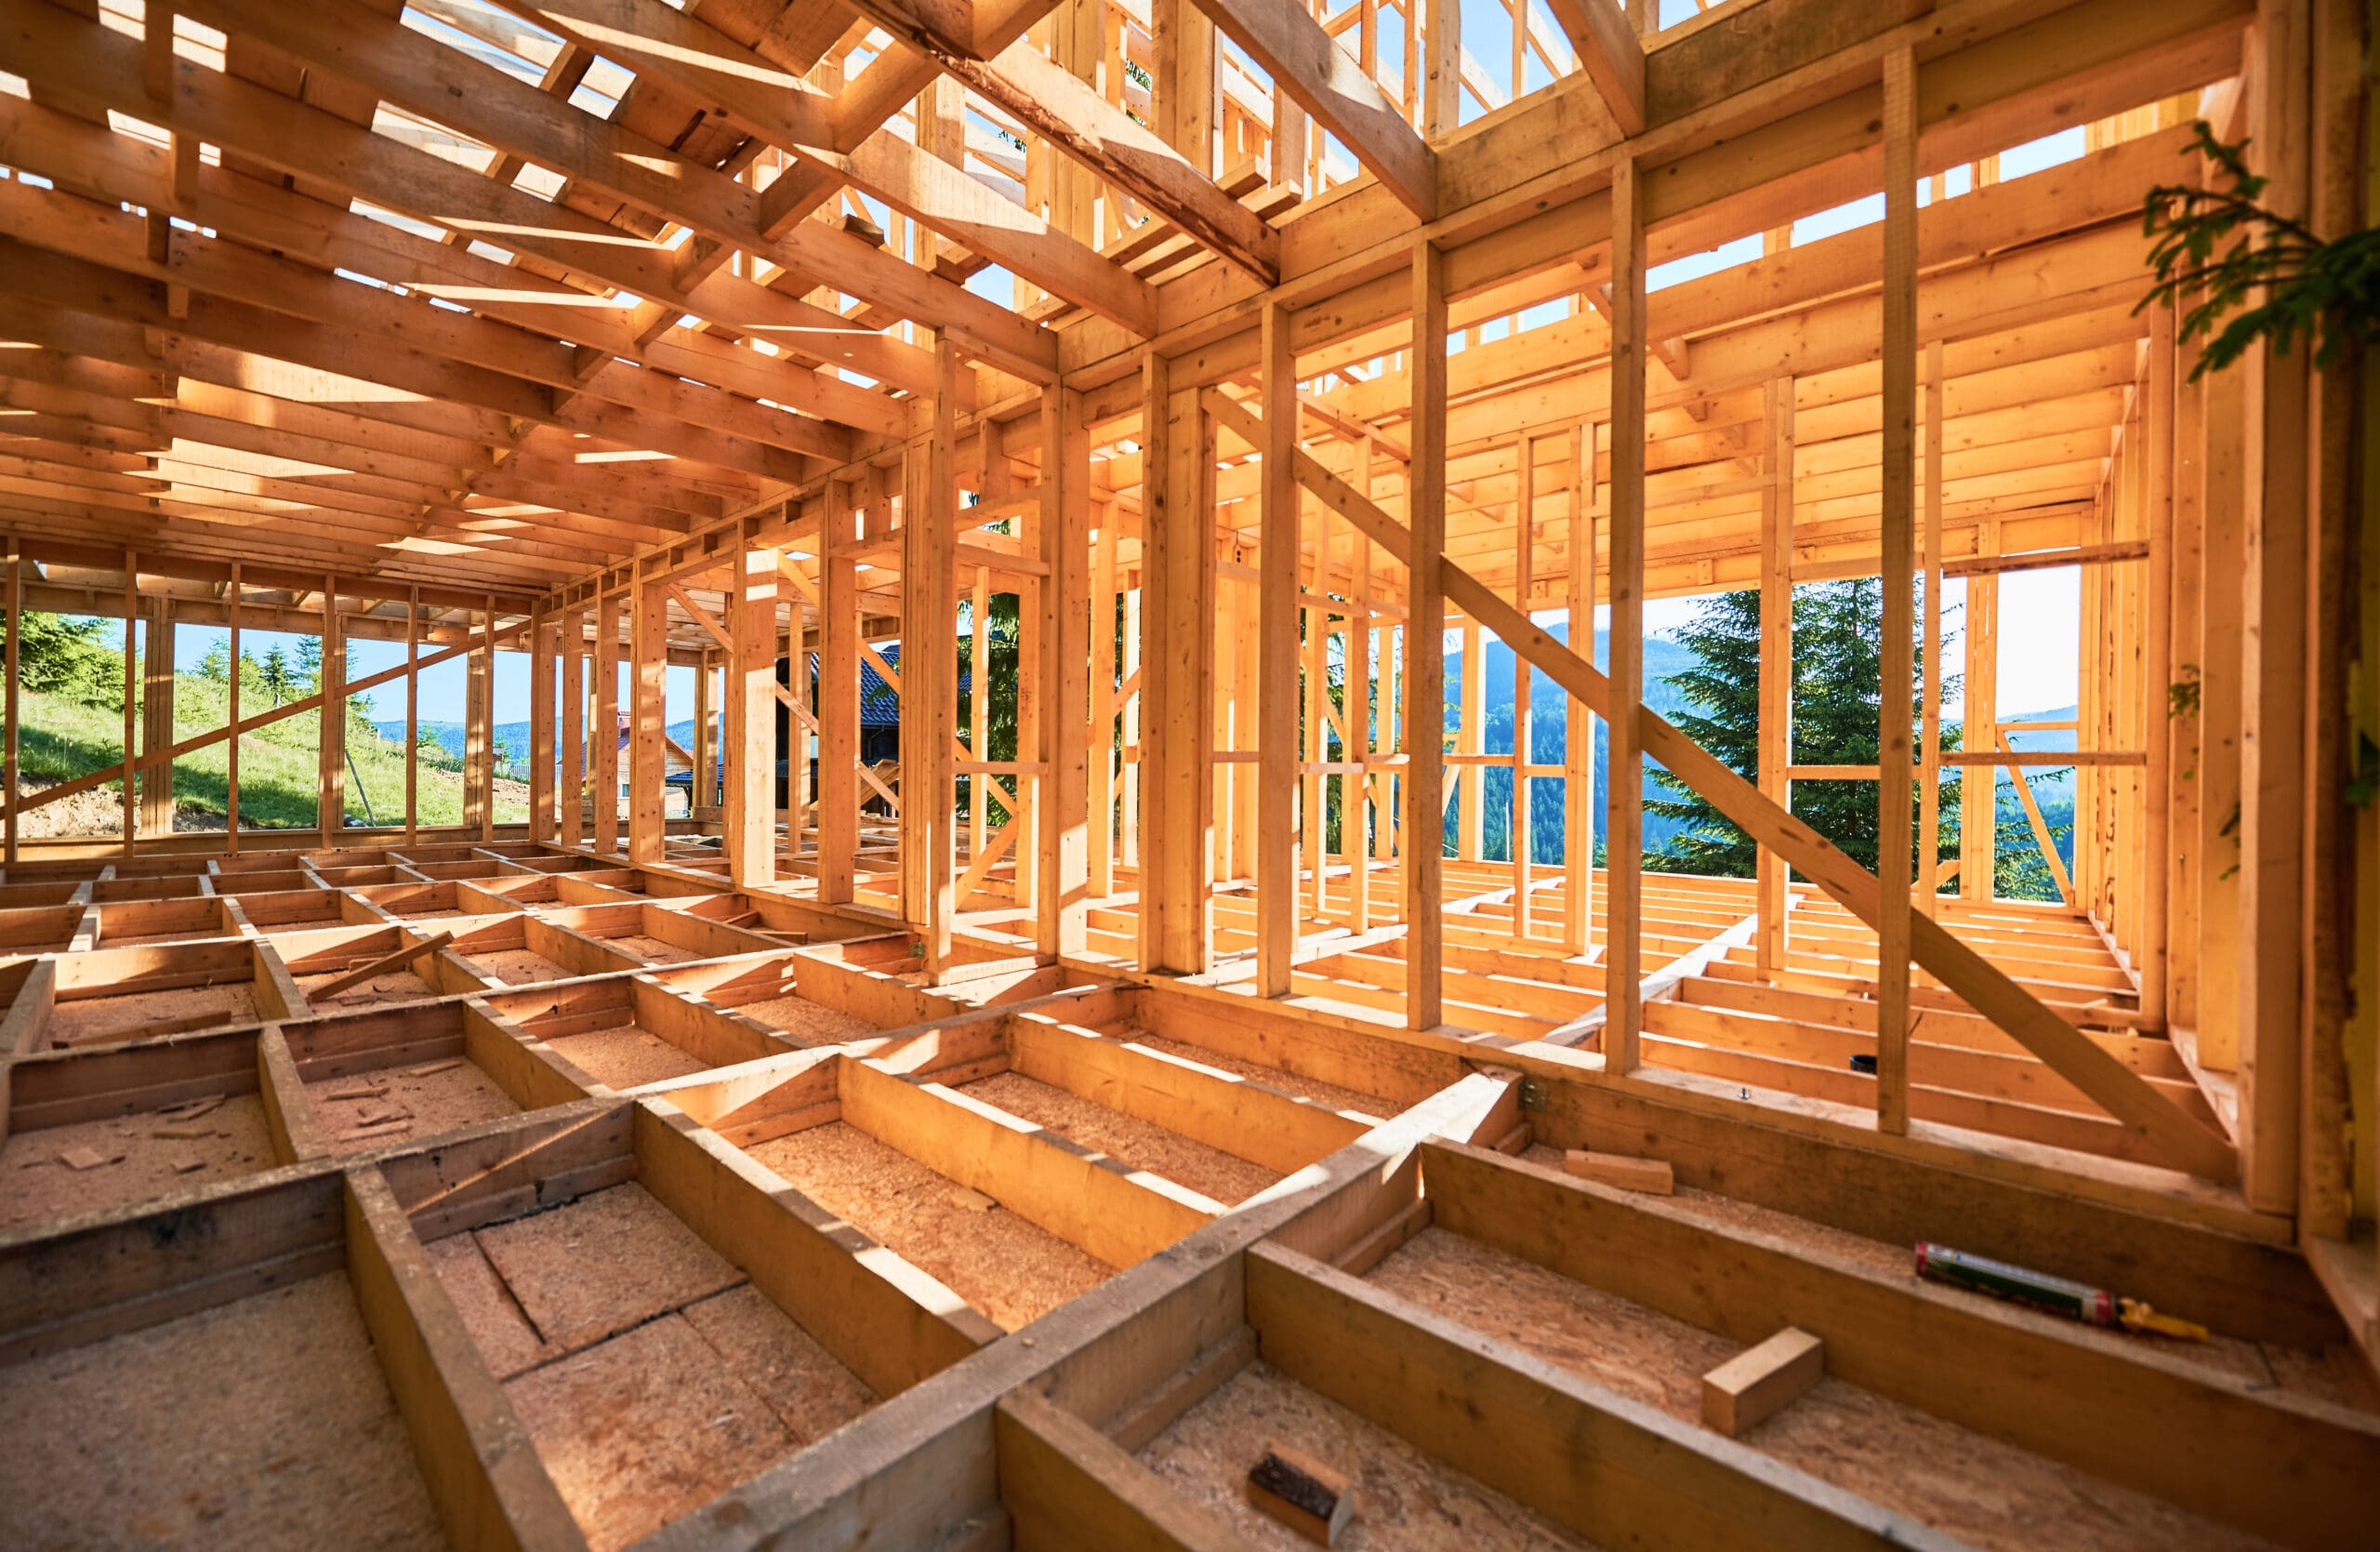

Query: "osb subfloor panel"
left=542, top=1024, right=710, bottom=1089
left=1141, top=1360, right=1595, bottom=1551
left=45, top=984, right=261, bottom=1045
left=730, top=993, right=879, bottom=1045
left=611, top=935, right=699, bottom=964
left=304, top=1057, right=521, bottom=1152
left=959, top=1071, right=1281, bottom=1205
left=0, top=1273, right=445, bottom=1551
left=464, top=948, right=580, bottom=986
left=297, top=967, right=439, bottom=1011
left=1127, top=1032, right=1395, bottom=1118
left=747, top=1121, right=1109, bottom=1331
left=0, top=1094, right=275, bottom=1229
left=430, top=1185, right=875, bottom=1551
left=1514, top=1145, right=2380, bottom=1415
left=1368, top=1227, right=2281, bottom=1552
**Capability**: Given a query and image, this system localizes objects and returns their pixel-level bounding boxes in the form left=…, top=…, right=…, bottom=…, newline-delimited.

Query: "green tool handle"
left=1914, top=1242, right=2117, bottom=1327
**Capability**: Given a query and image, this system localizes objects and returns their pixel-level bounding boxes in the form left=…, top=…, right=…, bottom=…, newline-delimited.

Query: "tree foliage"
left=1643, top=579, right=1962, bottom=878
left=2139, top=122, right=2380, bottom=379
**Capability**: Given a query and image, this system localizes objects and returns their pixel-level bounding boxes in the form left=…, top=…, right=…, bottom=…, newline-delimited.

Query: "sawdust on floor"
left=730, top=993, right=879, bottom=1046
left=1128, top=1033, right=1393, bottom=1119
left=296, top=966, right=438, bottom=1012
left=746, top=1121, right=1110, bottom=1331
left=1140, top=1360, right=1595, bottom=1551
left=542, top=1024, right=709, bottom=1089
left=45, top=983, right=262, bottom=1046
left=959, top=1070, right=1280, bottom=1205
left=0, top=1272, right=446, bottom=1550
left=465, top=948, right=580, bottom=986
left=0, top=1092, right=275, bottom=1229
left=303, top=1057, right=521, bottom=1153
left=1368, top=1227, right=2282, bottom=1552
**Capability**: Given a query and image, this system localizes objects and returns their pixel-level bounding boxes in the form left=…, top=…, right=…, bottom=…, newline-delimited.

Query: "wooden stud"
left=731, top=548, right=780, bottom=891
left=1259, top=300, right=1300, bottom=998
left=1873, top=46, right=1918, bottom=1136
left=120, top=550, right=136, bottom=858
left=1405, top=238, right=1448, bottom=1032
left=629, top=575, right=668, bottom=863
left=1756, top=380, right=1793, bottom=975
left=3, top=538, right=17, bottom=867
left=404, top=587, right=419, bottom=847
left=1606, top=156, right=1646, bottom=1069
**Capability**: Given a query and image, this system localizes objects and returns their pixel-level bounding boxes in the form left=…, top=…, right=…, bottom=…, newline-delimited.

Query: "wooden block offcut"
left=1701, top=1326, right=1826, bottom=1439
left=1562, top=1148, right=1674, bottom=1195
left=1246, top=1439, right=1354, bottom=1545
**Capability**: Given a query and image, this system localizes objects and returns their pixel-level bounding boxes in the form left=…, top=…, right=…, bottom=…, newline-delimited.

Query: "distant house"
left=668, top=647, right=913, bottom=807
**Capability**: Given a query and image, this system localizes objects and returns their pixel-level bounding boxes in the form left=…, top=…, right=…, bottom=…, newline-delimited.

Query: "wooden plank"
left=1606, top=157, right=1646, bottom=1068
left=1421, top=1141, right=2379, bottom=1549
left=405, top=587, right=421, bottom=846
left=557, top=604, right=582, bottom=850
left=1405, top=240, right=1448, bottom=1030
left=4, top=538, right=16, bottom=866
left=1258, top=302, right=1300, bottom=997
left=343, top=1170, right=584, bottom=1552
left=997, top=1388, right=1261, bottom=1552
left=820, top=489, right=858, bottom=905
left=529, top=606, right=554, bottom=844
left=1873, top=46, right=1918, bottom=1135
left=1188, top=0, right=1435, bottom=219
left=1543, top=0, right=1646, bottom=133
left=1139, top=357, right=1215, bottom=975
left=729, top=549, right=778, bottom=890
left=1040, top=386, right=1091, bottom=959
left=1245, top=1241, right=1949, bottom=1550
left=629, top=577, right=667, bottom=863
left=1757, top=381, right=1792, bottom=975
left=1699, top=1327, right=1825, bottom=1439
left=592, top=594, right=619, bottom=854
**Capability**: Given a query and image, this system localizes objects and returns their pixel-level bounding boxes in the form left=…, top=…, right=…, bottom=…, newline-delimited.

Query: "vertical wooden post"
left=558, top=605, right=583, bottom=849
left=1040, top=384, right=1091, bottom=959
left=2237, top=0, right=2311, bottom=1211
left=1757, top=379, right=1794, bottom=975
left=1918, top=340, right=1945, bottom=917
left=1606, top=156, right=1647, bottom=1069
left=593, top=594, right=620, bottom=853
left=1566, top=422, right=1595, bottom=957
left=3, top=538, right=18, bottom=867
left=730, top=546, right=780, bottom=890
left=1960, top=525, right=1998, bottom=900
left=903, top=338, right=961, bottom=974
left=1305, top=508, right=1329, bottom=922
left=2140, top=301, right=2175, bottom=1028
left=321, top=576, right=345, bottom=842
left=1405, top=238, right=1448, bottom=1031
left=120, top=550, right=137, bottom=856
left=1514, top=436, right=1535, bottom=939
left=475, top=595, right=496, bottom=842
left=1138, top=353, right=1216, bottom=975
left=1088, top=503, right=1118, bottom=897
left=820, top=485, right=859, bottom=904
left=226, top=563, right=241, bottom=851
left=630, top=574, right=668, bottom=864
left=693, top=645, right=714, bottom=814
left=1421, top=0, right=1461, bottom=136
left=530, top=607, right=554, bottom=843
left=1457, top=619, right=1484, bottom=860
left=1154, top=0, right=1215, bottom=176
left=1873, top=46, right=1919, bottom=1134
left=1351, top=457, right=1375, bottom=935
left=969, top=565, right=990, bottom=862
left=1257, top=300, right=1301, bottom=996
left=140, top=596, right=174, bottom=837
left=404, top=587, right=419, bottom=846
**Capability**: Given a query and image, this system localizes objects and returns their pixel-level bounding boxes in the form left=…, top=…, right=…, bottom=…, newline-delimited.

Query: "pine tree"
left=296, top=635, right=323, bottom=691
left=1644, top=578, right=1961, bottom=879
left=260, top=644, right=291, bottom=705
